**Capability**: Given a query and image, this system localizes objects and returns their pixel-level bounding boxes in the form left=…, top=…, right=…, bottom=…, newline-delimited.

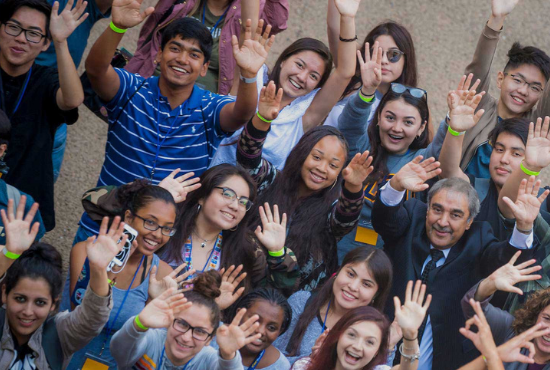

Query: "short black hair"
left=488, top=117, right=530, bottom=148
left=0, top=109, right=10, bottom=145
left=160, top=18, right=213, bottom=64
left=0, top=0, right=52, bottom=41
left=504, top=42, right=550, bottom=82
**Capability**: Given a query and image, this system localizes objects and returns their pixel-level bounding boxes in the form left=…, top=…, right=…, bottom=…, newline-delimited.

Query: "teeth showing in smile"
left=20, top=319, right=33, bottom=323
left=311, top=173, right=324, bottom=181
left=172, top=66, right=188, bottom=74
left=221, top=211, right=235, bottom=220
left=342, top=291, right=356, bottom=300
left=289, top=79, right=302, bottom=89
left=512, top=96, right=525, bottom=104
left=543, top=335, right=550, bottom=343
left=388, top=134, right=403, bottom=140
left=144, top=239, right=158, bottom=247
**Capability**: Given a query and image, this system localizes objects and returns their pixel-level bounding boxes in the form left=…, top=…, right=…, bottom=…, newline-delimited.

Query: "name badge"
left=82, top=353, right=113, bottom=370
left=355, top=226, right=378, bottom=245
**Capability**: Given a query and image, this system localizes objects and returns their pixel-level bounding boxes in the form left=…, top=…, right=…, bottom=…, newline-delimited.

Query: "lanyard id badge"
left=81, top=353, right=114, bottom=370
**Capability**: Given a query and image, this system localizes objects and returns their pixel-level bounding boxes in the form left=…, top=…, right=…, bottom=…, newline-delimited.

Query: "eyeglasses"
left=504, top=73, right=544, bottom=95
left=133, top=214, right=177, bottom=236
left=3, top=22, right=46, bottom=44
left=172, top=319, right=213, bottom=341
left=391, top=83, right=428, bottom=100
left=214, top=186, right=253, bottom=211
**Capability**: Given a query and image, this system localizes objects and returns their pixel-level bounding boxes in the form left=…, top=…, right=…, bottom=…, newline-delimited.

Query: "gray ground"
left=43, top=0, right=550, bottom=273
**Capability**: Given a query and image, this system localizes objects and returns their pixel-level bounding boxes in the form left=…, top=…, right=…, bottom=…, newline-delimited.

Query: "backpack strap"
left=474, top=178, right=491, bottom=204
left=6, top=184, right=21, bottom=211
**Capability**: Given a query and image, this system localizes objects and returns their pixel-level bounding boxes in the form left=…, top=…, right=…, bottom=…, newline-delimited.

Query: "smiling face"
left=279, top=50, right=326, bottom=100
left=534, top=305, right=550, bottom=360
left=332, top=263, right=379, bottom=312
left=375, top=35, right=405, bottom=85
left=2, top=277, right=56, bottom=346
left=157, top=36, right=209, bottom=89
left=426, top=189, right=473, bottom=250
left=0, top=6, right=50, bottom=75
left=489, top=132, right=525, bottom=190
left=299, top=135, right=346, bottom=195
left=125, top=200, right=177, bottom=256
left=377, top=97, right=426, bottom=155
left=166, top=304, right=214, bottom=366
left=197, top=175, right=250, bottom=231
left=240, top=300, right=285, bottom=355
left=336, top=321, right=382, bottom=370
left=497, top=65, right=547, bottom=118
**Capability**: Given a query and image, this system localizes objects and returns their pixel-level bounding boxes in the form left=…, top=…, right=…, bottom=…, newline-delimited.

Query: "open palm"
left=334, top=0, right=361, bottom=17
left=394, top=281, right=431, bottom=338
left=1, top=198, right=40, bottom=256
left=217, top=309, right=260, bottom=356
left=50, top=0, right=89, bottom=43
left=254, top=203, right=287, bottom=252
left=342, top=151, right=374, bottom=187
left=258, top=81, right=283, bottom=122
left=490, top=252, right=541, bottom=295
left=392, top=156, right=441, bottom=192
left=503, top=177, right=549, bottom=227
left=86, top=216, right=126, bottom=270
left=448, top=89, right=485, bottom=133
left=492, top=0, right=521, bottom=17
left=358, top=42, right=382, bottom=95
left=138, top=289, right=190, bottom=329
left=216, top=265, right=247, bottom=310
left=111, top=0, right=154, bottom=29
left=524, top=117, right=550, bottom=169
left=232, top=20, right=275, bottom=77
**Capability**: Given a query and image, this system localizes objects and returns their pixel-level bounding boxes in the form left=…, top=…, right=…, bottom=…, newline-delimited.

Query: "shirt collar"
left=153, top=77, right=206, bottom=112
left=429, top=245, right=452, bottom=259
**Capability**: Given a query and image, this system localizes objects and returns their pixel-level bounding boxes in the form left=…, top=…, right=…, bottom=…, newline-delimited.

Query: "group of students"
left=1, top=0, right=550, bottom=369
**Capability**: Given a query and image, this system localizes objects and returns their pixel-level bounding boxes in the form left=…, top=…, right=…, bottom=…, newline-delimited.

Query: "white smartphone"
left=107, top=224, right=138, bottom=272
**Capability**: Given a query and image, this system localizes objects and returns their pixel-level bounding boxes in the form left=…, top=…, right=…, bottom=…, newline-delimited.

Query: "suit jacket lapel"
left=412, top=232, right=430, bottom=279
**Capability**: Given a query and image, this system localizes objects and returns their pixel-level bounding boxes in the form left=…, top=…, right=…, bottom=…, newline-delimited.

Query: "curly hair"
left=512, top=288, right=550, bottom=334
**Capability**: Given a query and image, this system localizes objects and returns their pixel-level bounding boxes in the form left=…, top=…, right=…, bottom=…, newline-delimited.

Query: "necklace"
left=193, top=230, right=214, bottom=248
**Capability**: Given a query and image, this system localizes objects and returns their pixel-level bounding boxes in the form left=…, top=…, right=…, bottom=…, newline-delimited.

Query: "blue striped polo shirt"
left=80, top=68, right=235, bottom=234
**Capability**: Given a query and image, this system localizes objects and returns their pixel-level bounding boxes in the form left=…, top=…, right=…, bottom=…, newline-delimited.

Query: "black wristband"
left=339, top=35, right=358, bottom=42
left=403, top=335, right=417, bottom=341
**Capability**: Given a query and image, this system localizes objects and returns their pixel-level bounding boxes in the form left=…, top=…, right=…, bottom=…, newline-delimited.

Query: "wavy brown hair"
left=512, top=288, right=550, bottom=335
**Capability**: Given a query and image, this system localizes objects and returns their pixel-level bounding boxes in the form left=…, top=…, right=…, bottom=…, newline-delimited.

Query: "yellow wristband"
left=256, top=111, right=273, bottom=123
left=448, top=126, right=465, bottom=136
left=358, top=90, right=375, bottom=103
left=109, top=21, right=127, bottom=34
left=2, top=248, right=20, bottom=260
left=134, top=315, right=148, bottom=331
left=268, top=247, right=285, bottom=257
left=520, top=162, right=541, bottom=176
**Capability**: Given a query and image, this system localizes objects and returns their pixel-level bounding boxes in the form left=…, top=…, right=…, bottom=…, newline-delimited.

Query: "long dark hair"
left=160, top=164, right=257, bottom=284
left=286, top=247, right=393, bottom=356
left=342, top=21, right=417, bottom=98
left=246, top=126, right=348, bottom=276
left=269, top=38, right=333, bottom=91
left=116, top=179, right=176, bottom=217
left=367, top=90, right=430, bottom=184
left=306, top=306, right=390, bottom=370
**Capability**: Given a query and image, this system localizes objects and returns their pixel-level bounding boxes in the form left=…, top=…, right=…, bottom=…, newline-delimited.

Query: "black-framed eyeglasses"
left=172, top=318, right=213, bottom=341
left=133, top=214, right=177, bottom=236
left=504, top=73, right=544, bottom=95
left=391, top=83, right=428, bottom=100
left=214, top=186, right=253, bottom=211
left=3, top=22, right=46, bottom=44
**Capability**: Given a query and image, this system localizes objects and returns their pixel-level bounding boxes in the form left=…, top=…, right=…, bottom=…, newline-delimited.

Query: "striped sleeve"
left=329, top=184, right=364, bottom=241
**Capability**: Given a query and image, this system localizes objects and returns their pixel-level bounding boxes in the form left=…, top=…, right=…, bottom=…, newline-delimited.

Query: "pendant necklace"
left=193, top=231, right=212, bottom=248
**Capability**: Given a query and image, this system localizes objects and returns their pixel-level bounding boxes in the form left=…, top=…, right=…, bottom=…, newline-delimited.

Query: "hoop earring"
left=229, top=225, right=238, bottom=231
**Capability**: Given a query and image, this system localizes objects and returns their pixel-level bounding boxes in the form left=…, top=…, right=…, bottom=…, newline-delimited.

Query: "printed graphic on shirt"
left=363, top=174, right=416, bottom=203
left=133, top=353, right=157, bottom=370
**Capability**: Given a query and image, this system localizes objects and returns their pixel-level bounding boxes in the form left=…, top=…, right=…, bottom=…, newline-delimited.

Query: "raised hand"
left=257, top=81, right=284, bottom=124
left=148, top=263, right=195, bottom=300
left=216, top=265, right=247, bottom=310
left=358, top=41, right=382, bottom=96
left=523, top=117, right=550, bottom=172
left=334, top=0, right=361, bottom=17
left=311, top=329, right=329, bottom=358
left=159, top=169, right=201, bottom=203
left=342, top=150, right=374, bottom=192
left=390, top=156, right=442, bottom=192
left=497, top=323, right=550, bottom=363
left=111, top=0, right=155, bottom=30
left=502, top=176, right=550, bottom=230
left=50, top=0, right=89, bottom=43
left=86, top=216, right=127, bottom=270
left=217, top=308, right=261, bottom=359
left=137, top=288, right=191, bottom=329
left=254, top=203, right=287, bottom=253
left=488, top=251, right=541, bottom=295
left=1, top=198, right=40, bottom=257
left=388, top=319, right=403, bottom=349
left=394, top=280, right=431, bottom=340
left=232, top=19, right=275, bottom=78
left=491, top=0, right=521, bottom=18
left=448, top=75, right=485, bottom=133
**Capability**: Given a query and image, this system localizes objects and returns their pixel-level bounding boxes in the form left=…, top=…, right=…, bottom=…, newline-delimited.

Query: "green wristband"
left=268, top=247, right=285, bottom=257
left=256, top=111, right=273, bottom=123
left=2, top=248, right=20, bottom=260
left=447, top=126, right=465, bottom=136
left=109, top=21, right=127, bottom=34
left=135, top=315, right=148, bottom=331
left=358, top=90, right=375, bottom=103
left=520, top=162, right=541, bottom=176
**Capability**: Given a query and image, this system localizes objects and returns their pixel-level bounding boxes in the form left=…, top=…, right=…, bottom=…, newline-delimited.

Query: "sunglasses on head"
left=391, top=83, right=428, bottom=100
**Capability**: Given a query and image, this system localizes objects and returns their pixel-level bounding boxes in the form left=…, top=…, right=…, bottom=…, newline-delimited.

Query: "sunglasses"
left=391, top=83, right=428, bottom=100
left=370, top=47, right=405, bottom=63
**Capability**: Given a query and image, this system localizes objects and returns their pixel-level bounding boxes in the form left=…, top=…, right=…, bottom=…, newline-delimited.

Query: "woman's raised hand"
left=334, top=0, right=361, bottom=17
left=148, top=263, right=195, bottom=300
left=111, top=0, right=154, bottom=30
left=487, top=251, right=541, bottom=295
left=85, top=216, right=127, bottom=270
left=448, top=74, right=485, bottom=134
left=342, top=150, right=374, bottom=193
left=254, top=203, right=287, bottom=253
left=1, top=198, right=40, bottom=258
left=497, top=322, right=550, bottom=363
left=137, top=288, right=191, bottom=329
left=159, top=169, right=201, bottom=203
left=217, top=308, right=261, bottom=359
left=215, top=265, right=248, bottom=310
left=390, top=155, right=441, bottom=192
left=358, top=42, right=382, bottom=96
left=394, top=280, right=431, bottom=341
left=232, top=19, right=275, bottom=79
left=257, top=81, right=284, bottom=127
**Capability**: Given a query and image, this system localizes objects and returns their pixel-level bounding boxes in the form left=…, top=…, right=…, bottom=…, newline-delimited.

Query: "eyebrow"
left=349, top=327, right=378, bottom=340
left=349, top=266, right=375, bottom=285
left=515, top=73, right=543, bottom=87
left=432, top=202, right=465, bottom=215
left=385, top=110, right=417, bottom=120
left=8, top=19, right=44, bottom=32
left=313, top=148, right=341, bottom=162
left=494, top=142, right=525, bottom=152
left=297, top=58, right=321, bottom=77
left=169, top=40, right=203, bottom=55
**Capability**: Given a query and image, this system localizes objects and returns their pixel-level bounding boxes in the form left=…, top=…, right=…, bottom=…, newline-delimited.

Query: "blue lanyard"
left=100, top=255, right=145, bottom=354
left=202, top=1, right=230, bottom=35
left=321, top=300, right=331, bottom=332
left=0, top=66, right=32, bottom=119
left=158, top=346, right=191, bottom=370
left=190, top=235, right=219, bottom=272
left=248, top=349, right=265, bottom=370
